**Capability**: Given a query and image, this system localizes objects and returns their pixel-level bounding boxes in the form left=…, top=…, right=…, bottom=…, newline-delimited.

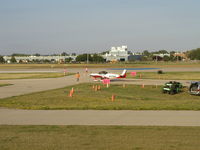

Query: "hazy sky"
left=0, top=0, right=200, bottom=55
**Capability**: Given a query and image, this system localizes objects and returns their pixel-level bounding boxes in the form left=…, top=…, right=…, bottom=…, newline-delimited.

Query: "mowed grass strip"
left=1, top=61, right=200, bottom=69
left=127, top=71, right=200, bottom=80
left=0, top=83, right=12, bottom=87
left=0, top=83, right=200, bottom=110
left=0, top=125, right=200, bottom=150
left=0, top=72, right=74, bottom=80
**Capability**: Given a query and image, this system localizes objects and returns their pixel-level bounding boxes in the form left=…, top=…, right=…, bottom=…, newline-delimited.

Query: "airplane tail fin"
left=120, top=69, right=127, bottom=78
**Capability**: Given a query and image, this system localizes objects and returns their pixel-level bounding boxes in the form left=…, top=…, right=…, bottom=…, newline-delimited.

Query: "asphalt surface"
left=0, top=109, right=200, bottom=126
left=0, top=74, right=91, bottom=98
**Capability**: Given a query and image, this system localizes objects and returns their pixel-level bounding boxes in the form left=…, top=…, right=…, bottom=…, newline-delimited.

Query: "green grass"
left=1, top=83, right=200, bottom=110
left=0, top=125, right=200, bottom=150
left=127, top=71, right=200, bottom=80
left=1, top=61, right=200, bottom=69
left=0, top=72, right=74, bottom=80
left=0, top=83, right=12, bottom=87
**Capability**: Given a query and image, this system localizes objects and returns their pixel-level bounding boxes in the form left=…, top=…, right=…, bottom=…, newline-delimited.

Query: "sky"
left=0, top=0, right=200, bottom=55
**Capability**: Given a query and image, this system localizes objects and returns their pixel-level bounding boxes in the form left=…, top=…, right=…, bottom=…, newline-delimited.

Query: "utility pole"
left=156, top=55, right=158, bottom=64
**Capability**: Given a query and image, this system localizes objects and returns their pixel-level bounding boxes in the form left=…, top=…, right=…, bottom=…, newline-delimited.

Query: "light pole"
left=156, top=55, right=158, bottom=64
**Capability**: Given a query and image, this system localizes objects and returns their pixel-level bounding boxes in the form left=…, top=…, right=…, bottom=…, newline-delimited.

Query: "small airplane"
left=90, top=69, right=127, bottom=81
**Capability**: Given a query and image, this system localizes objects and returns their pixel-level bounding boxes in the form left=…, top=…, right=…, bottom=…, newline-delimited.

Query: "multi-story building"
left=103, top=45, right=129, bottom=61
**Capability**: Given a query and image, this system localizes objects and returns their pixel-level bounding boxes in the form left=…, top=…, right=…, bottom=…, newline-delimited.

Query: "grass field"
left=0, top=72, right=74, bottom=80
left=0, top=125, right=200, bottom=150
left=1, top=61, right=200, bottom=69
left=127, top=71, right=200, bottom=80
left=1, top=83, right=200, bottom=110
left=0, top=83, right=12, bottom=87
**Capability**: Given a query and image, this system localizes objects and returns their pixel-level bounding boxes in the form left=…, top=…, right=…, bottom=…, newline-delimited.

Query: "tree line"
left=75, top=54, right=105, bottom=63
left=1, top=48, right=200, bottom=63
left=141, top=50, right=183, bottom=61
left=187, top=48, right=200, bottom=60
left=139, top=48, right=200, bottom=61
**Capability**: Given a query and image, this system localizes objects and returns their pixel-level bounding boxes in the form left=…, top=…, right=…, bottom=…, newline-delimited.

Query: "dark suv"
left=162, top=81, right=183, bottom=95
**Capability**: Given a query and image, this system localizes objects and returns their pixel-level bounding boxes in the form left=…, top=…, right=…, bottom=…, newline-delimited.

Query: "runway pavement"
left=0, top=73, right=92, bottom=99
left=0, top=109, right=200, bottom=126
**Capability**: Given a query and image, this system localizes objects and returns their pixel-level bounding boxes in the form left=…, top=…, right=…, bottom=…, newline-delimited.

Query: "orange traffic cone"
left=71, top=87, right=74, bottom=94
left=142, top=84, right=145, bottom=88
left=98, top=85, right=101, bottom=90
left=111, top=94, right=115, bottom=102
left=69, top=90, right=73, bottom=97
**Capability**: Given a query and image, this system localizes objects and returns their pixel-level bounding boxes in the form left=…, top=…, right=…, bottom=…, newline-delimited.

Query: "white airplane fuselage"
left=90, top=69, right=127, bottom=80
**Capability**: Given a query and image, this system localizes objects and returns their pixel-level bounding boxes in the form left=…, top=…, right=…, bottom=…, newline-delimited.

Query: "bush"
left=157, top=70, right=164, bottom=74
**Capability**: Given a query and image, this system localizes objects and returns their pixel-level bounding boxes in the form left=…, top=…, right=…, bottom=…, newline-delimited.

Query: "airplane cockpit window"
left=99, top=71, right=108, bottom=74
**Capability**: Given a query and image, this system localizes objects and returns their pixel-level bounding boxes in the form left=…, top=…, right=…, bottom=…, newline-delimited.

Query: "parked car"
left=189, top=81, right=200, bottom=95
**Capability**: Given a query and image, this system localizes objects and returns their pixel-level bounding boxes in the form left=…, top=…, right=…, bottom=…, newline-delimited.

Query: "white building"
left=3, top=55, right=77, bottom=63
left=104, top=46, right=129, bottom=61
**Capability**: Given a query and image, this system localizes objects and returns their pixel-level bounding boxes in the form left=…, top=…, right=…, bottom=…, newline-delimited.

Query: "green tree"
left=163, top=55, right=170, bottom=61
left=61, top=52, right=69, bottom=56
left=175, top=56, right=182, bottom=61
left=169, top=55, right=175, bottom=61
left=141, top=56, right=148, bottom=61
left=100, top=51, right=109, bottom=55
left=71, top=53, right=76, bottom=56
left=76, top=54, right=92, bottom=62
left=43, top=59, right=51, bottom=63
left=0, top=56, right=5, bottom=63
left=187, top=48, right=200, bottom=60
left=92, top=54, right=105, bottom=63
left=158, top=50, right=169, bottom=54
left=10, top=56, right=17, bottom=63
left=12, top=53, right=30, bottom=56
left=34, top=53, right=40, bottom=56
left=170, top=51, right=176, bottom=55
left=65, top=57, right=73, bottom=63
left=143, top=50, right=151, bottom=56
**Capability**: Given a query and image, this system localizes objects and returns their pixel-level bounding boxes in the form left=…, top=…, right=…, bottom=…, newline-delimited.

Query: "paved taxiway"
left=0, top=109, right=200, bottom=126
